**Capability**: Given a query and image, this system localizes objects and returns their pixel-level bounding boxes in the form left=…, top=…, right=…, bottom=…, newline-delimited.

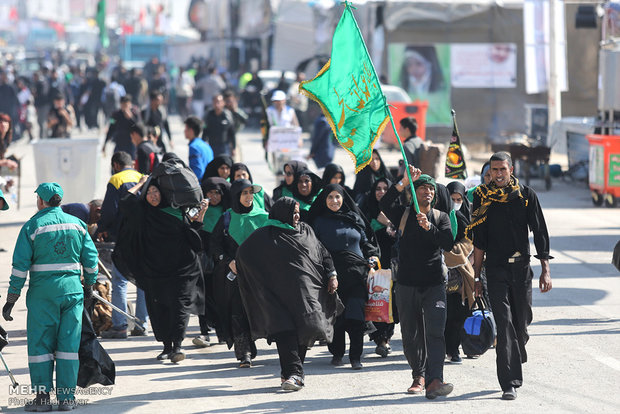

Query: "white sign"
left=267, top=126, right=302, bottom=152
left=451, top=43, right=517, bottom=88
left=523, top=0, right=568, bottom=94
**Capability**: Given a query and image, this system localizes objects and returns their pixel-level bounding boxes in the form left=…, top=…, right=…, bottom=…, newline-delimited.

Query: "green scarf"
left=161, top=206, right=183, bottom=221
left=202, top=205, right=223, bottom=233
left=264, top=219, right=296, bottom=231
left=465, top=175, right=523, bottom=241
left=449, top=209, right=458, bottom=241
left=370, top=218, right=386, bottom=232
left=228, top=207, right=269, bottom=245
left=253, top=188, right=266, bottom=210
left=281, top=187, right=320, bottom=211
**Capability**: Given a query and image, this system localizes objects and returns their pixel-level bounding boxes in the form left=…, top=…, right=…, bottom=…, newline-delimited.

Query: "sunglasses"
left=285, top=171, right=294, bottom=176
left=299, top=179, right=311, bottom=184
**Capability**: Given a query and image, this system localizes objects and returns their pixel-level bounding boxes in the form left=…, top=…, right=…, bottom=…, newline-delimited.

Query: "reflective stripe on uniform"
left=11, top=268, right=28, bottom=278
left=30, top=263, right=82, bottom=272
left=28, top=353, right=54, bottom=363
left=84, top=267, right=97, bottom=274
left=55, top=351, right=79, bottom=360
left=30, top=223, right=86, bottom=241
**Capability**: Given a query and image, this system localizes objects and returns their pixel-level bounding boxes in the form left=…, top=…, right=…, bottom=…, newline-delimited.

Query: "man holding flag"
left=301, top=1, right=453, bottom=398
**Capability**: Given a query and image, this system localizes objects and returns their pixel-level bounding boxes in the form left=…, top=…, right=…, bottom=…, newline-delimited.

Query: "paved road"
left=0, top=117, right=619, bottom=413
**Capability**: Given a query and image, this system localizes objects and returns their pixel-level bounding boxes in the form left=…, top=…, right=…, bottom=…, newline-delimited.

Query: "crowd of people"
left=0, top=54, right=554, bottom=409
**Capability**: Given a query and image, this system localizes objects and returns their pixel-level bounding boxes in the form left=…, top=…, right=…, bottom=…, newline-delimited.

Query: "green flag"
left=300, top=3, right=389, bottom=173
left=96, top=0, right=109, bottom=49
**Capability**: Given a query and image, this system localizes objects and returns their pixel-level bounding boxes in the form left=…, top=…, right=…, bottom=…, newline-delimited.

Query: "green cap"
left=413, top=174, right=437, bottom=206
left=0, top=188, right=8, bottom=211
left=35, top=182, right=64, bottom=203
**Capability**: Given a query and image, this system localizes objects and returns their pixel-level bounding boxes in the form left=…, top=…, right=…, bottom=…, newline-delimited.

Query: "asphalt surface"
left=0, top=116, right=619, bottom=413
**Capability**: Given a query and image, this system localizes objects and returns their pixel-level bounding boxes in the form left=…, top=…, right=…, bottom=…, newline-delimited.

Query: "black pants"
left=396, top=283, right=447, bottom=383
left=328, top=317, right=364, bottom=361
left=145, top=291, right=190, bottom=345
left=230, top=287, right=256, bottom=360
left=486, top=262, right=533, bottom=391
left=274, top=331, right=307, bottom=379
left=445, top=292, right=469, bottom=357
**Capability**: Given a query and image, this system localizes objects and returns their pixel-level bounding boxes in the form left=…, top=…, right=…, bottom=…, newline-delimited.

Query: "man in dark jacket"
left=470, top=151, right=552, bottom=401
left=308, top=113, right=334, bottom=170
left=130, top=123, right=161, bottom=174
left=98, top=152, right=148, bottom=338
left=104, top=96, right=141, bottom=159
left=202, top=94, right=236, bottom=157
left=380, top=166, right=455, bottom=399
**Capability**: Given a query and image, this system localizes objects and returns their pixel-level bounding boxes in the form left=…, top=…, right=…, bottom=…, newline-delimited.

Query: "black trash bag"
left=77, top=306, right=115, bottom=388
left=0, top=324, right=7, bottom=352
left=461, top=297, right=497, bottom=356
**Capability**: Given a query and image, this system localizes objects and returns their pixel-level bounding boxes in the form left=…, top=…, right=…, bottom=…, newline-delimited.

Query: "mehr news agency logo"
left=7, top=385, right=113, bottom=406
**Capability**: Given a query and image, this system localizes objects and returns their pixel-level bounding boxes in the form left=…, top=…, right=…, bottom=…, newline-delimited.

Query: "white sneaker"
left=192, top=335, right=210, bottom=348
left=281, top=375, right=304, bottom=391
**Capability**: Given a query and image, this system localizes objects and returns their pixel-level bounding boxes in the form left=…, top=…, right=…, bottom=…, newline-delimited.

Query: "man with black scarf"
left=468, top=151, right=552, bottom=400
left=380, top=166, right=455, bottom=399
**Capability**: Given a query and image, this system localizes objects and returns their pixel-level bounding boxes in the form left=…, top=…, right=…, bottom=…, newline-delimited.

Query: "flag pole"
left=386, top=109, right=420, bottom=213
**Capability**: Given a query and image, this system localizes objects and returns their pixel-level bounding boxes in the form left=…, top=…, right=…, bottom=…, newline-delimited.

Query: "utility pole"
left=548, top=0, right=562, bottom=139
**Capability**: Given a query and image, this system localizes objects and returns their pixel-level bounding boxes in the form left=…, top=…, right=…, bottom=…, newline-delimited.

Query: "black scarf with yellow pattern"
left=465, top=175, right=523, bottom=241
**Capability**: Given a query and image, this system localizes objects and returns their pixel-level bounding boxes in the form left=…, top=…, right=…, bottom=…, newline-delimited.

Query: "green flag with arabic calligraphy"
left=299, top=4, right=389, bottom=173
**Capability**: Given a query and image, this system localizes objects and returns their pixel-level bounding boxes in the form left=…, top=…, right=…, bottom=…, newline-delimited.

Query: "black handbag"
left=461, top=297, right=497, bottom=356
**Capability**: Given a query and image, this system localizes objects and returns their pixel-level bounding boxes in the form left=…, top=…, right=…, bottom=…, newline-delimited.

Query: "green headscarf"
left=202, top=204, right=223, bottom=233
left=228, top=208, right=269, bottom=245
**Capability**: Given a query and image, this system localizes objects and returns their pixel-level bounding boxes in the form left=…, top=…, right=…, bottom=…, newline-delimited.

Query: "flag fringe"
left=300, top=59, right=390, bottom=174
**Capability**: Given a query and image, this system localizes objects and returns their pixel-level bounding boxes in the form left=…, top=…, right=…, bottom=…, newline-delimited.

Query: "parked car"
left=257, top=69, right=296, bottom=95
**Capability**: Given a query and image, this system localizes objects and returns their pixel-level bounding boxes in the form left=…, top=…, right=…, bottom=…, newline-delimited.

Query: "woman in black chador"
left=359, top=177, right=399, bottom=357
left=115, top=175, right=207, bottom=362
left=210, top=179, right=269, bottom=367
left=236, top=197, right=343, bottom=391
left=353, top=149, right=394, bottom=205
left=309, top=184, right=380, bottom=370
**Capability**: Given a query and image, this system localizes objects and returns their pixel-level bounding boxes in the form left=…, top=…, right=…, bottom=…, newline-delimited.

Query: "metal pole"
left=548, top=0, right=562, bottom=139
left=92, top=291, right=146, bottom=329
left=0, top=351, right=19, bottom=388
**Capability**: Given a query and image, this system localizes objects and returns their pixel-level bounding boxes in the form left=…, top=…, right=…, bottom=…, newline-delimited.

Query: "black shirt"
left=471, top=184, right=551, bottom=266
left=202, top=109, right=236, bottom=150
left=135, top=140, right=161, bottom=174
left=380, top=186, right=454, bottom=287
left=105, top=108, right=140, bottom=158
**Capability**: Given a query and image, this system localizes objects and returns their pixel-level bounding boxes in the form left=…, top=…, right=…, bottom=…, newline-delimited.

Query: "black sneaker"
left=330, top=356, right=344, bottom=366
left=58, top=399, right=77, bottom=411
left=239, top=354, right=252, bottom=368
left=130, top=327, right=147, bottom=336
left=502, top=387, right=517, bottom=400
left=351, top=360, right=363, bottom=370
left=450, top=354, right=463, bottom=364
left=375, top=344, right=389, bottom=358
left=24, top=392, right=52, bottom=412
left=170, top=347, right=185, bottom=363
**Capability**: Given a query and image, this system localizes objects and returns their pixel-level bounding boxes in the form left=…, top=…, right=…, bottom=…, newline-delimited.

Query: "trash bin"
left=586, top=134, right=620, bottom=207
left=32, top=138, right=100, bottom=203
left=382, top=100, right=428, bottom=147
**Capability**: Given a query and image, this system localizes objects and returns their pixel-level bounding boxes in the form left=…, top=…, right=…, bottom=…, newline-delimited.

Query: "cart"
left=266, top=126, right=306, bottom=182
left=586, top=134, right=620, bottom=207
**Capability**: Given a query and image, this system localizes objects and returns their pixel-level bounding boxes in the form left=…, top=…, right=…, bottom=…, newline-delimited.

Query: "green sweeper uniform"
left=7, top=183, right=99, bottom=402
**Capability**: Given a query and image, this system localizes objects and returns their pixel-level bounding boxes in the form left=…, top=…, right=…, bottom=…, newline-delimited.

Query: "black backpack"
left=151, top=156, right=203, bottom=208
